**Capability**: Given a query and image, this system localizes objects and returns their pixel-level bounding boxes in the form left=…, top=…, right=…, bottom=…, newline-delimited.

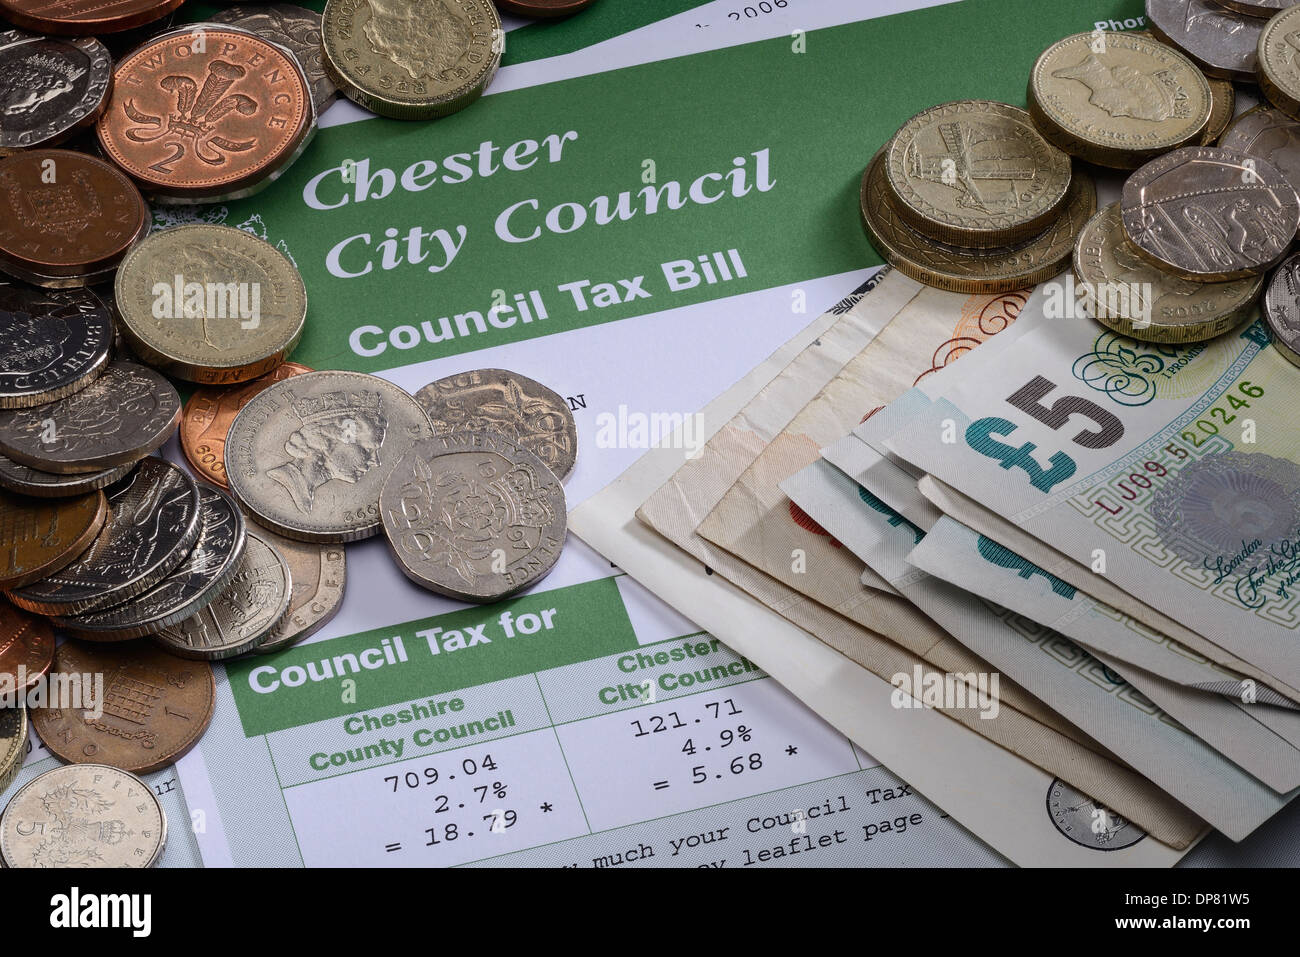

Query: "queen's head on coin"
left=363, top=0, right=471, bottom=79
left=269, top=389, right=387, bottom=513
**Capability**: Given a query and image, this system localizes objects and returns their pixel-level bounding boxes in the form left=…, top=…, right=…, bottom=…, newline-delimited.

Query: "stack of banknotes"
left=571, top=263, right=1300, bottom=862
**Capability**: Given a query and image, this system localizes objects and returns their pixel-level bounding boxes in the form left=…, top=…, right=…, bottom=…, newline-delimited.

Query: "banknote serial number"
left=727, top=0, right=789, bottom=20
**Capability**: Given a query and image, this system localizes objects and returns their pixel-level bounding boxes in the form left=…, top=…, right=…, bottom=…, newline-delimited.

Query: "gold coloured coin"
left=321, top=0, right=502, bottom=120
left=0, top=706, right=25, bottom=796
left=1258, top=6, right=1300, bottom=120
left=114, top=225, right=306, bottom=385
left=1028, top=31, right=1211, bottom=168
left=861, top=151, right=1096, bottom=294
left=1074, top=203, right=1262, bottom=343
left=882, top=100, right=1072, bottom=248
left=1202, top=77, right=1236, bottom=145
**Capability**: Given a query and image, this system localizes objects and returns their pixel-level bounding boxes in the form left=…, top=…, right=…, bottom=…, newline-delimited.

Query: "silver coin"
left=0, top=283, right=111, bottom=409
left=1212, top=0, right=1289, bottom=16
left=1120, top=145, right=1300, bottom=280
left=153, top=530, right=292, bottom=660
left=226, top=370, right=434, bottom=543
left=0, top=764, right=166, bottom=868
left=0, top=450, right=132, bottom=497
left=380, top=430, right=567, bottom=603
left=209, top=4, right=338, bottom=115
left=7, top=457, right=201, bottom=615
left=1263, top=252, right=1300, bottom=367
left=0, top=30, right=112, bottom=153
left=252, top=524, right=346, bottom=654
left=0, top=361, right=180, bottom=474
left=54, top=484, right=247, bottom=640
left=414, top=368, right=578, bottom=480
left=1146, top=0, right=1261, bottom=80
left=1218, top=105, right=1300, bottom=196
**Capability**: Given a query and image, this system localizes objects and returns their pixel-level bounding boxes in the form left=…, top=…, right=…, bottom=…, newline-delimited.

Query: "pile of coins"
left=861, top=3, right=1300, bottom=356
left=0, top=0, right=594, bottom=868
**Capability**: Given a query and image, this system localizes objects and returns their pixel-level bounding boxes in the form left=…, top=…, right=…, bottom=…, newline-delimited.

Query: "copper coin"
left=0, top=149, right=149, bottom=288
left=181, top=362, right=312, bottom=488
left=496, top=0, right=599, bottom=17
left=96, top=25, right=316, bottom=204
left=0, top=598, right=54, bottom=693
left=0, top=0, right=184, bottom=36
left=30, top=640, right=214, bottom=774
left=0, top=488, right=106, bottom=589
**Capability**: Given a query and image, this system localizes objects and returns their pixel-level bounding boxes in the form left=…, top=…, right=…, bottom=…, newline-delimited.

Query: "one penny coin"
left=0, top=0, right=184, bottom=36
left=30, top=640, right=214, bottom=775
left=96, top=25, right=315, bottom=203
left=0, top=149, right=149, bottom=287
left=0, top=598, right=54, bottom=693
left=0, top=488, right=106, bottom=589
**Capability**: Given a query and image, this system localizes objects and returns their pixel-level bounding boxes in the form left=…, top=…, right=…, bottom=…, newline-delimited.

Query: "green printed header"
left=189, top=0, right=1143, bottom=373
left=227, top=576, right=638, bottom=737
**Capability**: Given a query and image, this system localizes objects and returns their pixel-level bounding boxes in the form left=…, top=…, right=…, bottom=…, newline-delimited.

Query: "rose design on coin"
left=267, top=390, right=387, bottom=512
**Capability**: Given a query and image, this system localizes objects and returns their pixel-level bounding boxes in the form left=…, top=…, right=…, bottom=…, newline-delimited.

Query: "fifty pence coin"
left=114, top=225, right=307, bottom=385
left=0, top=599, right=54, bottom=694
left=226, top=370, right=434, bottom=543
left=252, top=524, right=345, bottom=654
left=496, top=0, right=599, bottom=16
left=0, top=764, right=164, bottom=868
left=0, top=284, right=112, bottom=410
left=54, top=484, right=247, bottom=640
left=8, top=457, right=201, bottom=616
left=1259, top=6, right=1300, bottom=120
left=862, top=151, right=1097, bottom=293
left=0, top=706, right=24, bottom=795
left=1120, top=145, right=1300, bottom=280
left=30, top=641, right=214, bottom=775
left=0, top=361, right=181, bottom=474
left=1219, top=105, right=1300, bottom=194
left=181, top=362, right=313, bottom=488
left=96, top=25, right=316, bottom=203
left=414, top=369, right=578, bottom=480
left=0, top=452, right=132, bottom=498
left=322, top=0, right=502, bottom=120
left=0, top=30, right=112, bottom=153
left=154, top=530, right=291, bottom=659
left=209, top=4, right=338, bottom=115
left=0, top=149, right=149, bottom=287
left=1263, top=252, right=1300, bottom=367
left=1075, top=203, right=1263, bottom=343
left=883, top=100, right=1073, bottom=248
left=0, top=488, right=107, bottom=589
left=1028, top=31, right=1211, bottom=168
left=1146, top=0, right=1261, bottom=80
left=0, top=0, right=184, bottom=35
left=380, top=431, right=567, bottom=603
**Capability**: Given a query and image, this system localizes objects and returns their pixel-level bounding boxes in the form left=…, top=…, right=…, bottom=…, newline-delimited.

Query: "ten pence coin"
left=414, top=369, right=577, bottom=480
left=225, top=370, right=434, bottom=543
left=96, top=25, right=315, bottom=203
left=0, top=764, right=165, bottom=867
left=380, top=430, right=567, bottom=603
left=30, top=641, right=215, bottom=775
left=0, top=361, right=181, bottom=474
left=114, top=225, right=307, bottom=385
